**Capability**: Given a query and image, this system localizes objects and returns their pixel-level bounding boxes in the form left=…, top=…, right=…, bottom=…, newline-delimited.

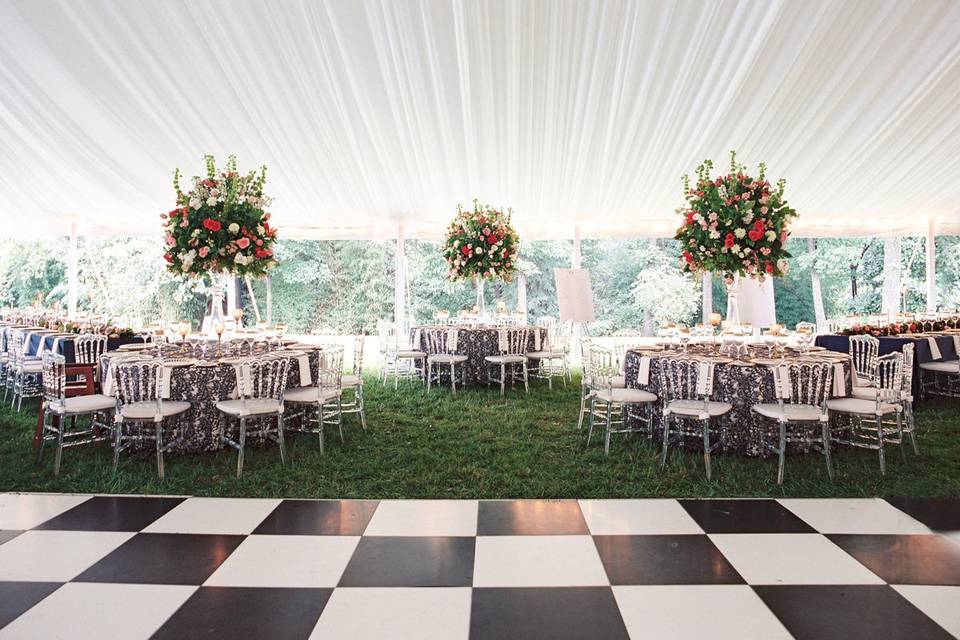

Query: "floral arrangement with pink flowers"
left=442, top=200, right=520, bottom=282
left=674, top=151, right=797, bottom=282
left=162, top=155, right=278, bottom=277
left=840, top=317, right=960, bottom=337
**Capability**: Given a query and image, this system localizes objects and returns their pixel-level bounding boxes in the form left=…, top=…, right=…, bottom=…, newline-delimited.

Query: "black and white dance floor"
left=0, top=494, right=958, bottom=639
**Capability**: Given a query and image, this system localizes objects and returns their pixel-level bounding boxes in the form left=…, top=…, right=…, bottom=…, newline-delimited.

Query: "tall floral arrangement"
left=162, top=155, right=278, bottom=277
left=442, top=200, right=520, bottom=282
left=675, top=151, right=797, bottom=282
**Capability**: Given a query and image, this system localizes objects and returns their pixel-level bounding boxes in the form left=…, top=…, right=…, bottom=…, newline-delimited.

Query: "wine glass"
left=214, top=322, right=225, bottom=356
left=232, top=308, right=243, bottom=329
left=178, top=322, right=190, bottom=355
left=677, top=327, right=691, bottom=353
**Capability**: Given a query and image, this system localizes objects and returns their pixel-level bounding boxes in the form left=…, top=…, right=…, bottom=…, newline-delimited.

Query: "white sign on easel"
left=554, top=268, right=596, bottom=323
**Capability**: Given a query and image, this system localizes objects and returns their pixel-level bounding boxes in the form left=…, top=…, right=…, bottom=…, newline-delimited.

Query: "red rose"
left=682, top=250, right=694, bottom=264
left=460, top=245, right=470, bottom=256
left=748, top=229, right=763, bottom=242
left=255, top=248, right=271, bottom=258
left=502, top=250, right=508, bottom=259
left=487, top=234, right=498, bottom=245
left=764, top=261, right=774, bottom=274
left=685, top=212, right=695, bottom=225
left=236, top=237, right=250, bottom=249
left=163, top=253, right=173, bottom=263
left=724, top=233, right=735, bottom=249
left=753, top=220, right=764, bottom=231
left=202, top=218, right=221, bottom=232
left=168, top=209, right=179, bottom=218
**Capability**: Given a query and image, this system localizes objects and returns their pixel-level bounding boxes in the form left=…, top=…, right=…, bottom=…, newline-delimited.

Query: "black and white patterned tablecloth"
left=410, top=325, right=548, bottom=385
left=623, top=349, right=853, bottom=457
left=99, top=343, right=320, bottom=453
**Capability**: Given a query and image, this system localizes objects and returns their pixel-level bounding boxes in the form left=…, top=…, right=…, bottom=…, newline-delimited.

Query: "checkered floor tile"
left=0, top=494, right=958, bottom=639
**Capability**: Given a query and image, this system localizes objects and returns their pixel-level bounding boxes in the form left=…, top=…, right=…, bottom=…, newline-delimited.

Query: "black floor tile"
left=477, top=500, right=589, bottom=535
left=252, top=500, right=378, bottom=536
left=828, top=534, right=960, bottom=585
left=678, top=499, right=816, bottom=534
left=470, top=587, right=629, bottom=640
left=152, top=586, right=331, bottom=640
left=338, top=536, right=474, bottom=587
left=0, top=531, right=22, bottom=546
left=593, top=535, right=744, bottom=585
left=887, top=497, right=960, bottom=533
left=0, top=582, right=61, bottom=629
left=74, top=533, right=245, bottom=585
left=34, top=496, right=185, bottom=532
left=754, top=585, right=954, bottom=640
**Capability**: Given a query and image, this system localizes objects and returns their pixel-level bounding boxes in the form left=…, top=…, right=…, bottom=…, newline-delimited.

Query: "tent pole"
left=394, top=223, right=406, bottom=333
left=67, top=222, right=78, bottom=317
left=571, top=224, right=583, bottom=364
left=926, top=218, right=936, bottom=313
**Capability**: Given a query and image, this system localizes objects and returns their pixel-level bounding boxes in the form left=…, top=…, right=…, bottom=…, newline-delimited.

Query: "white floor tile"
left=778, top=498, right=932, bottom=534
left=709, top=534, right=885, bottom=585
left=614, top=585, right=792, bottom=639
left=142, top=497, right=281, bottom=535
left=204, top=534, right=359, bottom=587
left=473, top=535, right=608, bottom=587
left=311, top=587, right=471, bottom=640
left=579, top=499, right=703, bottom=535
left=0, top=582, right=195, bottom=640
left=363, top=500, right=478, bottom=537
left=892, top=585, right=960, bottom=638
left=0, top=493, right=91, bottom=530
left=0, top=530, right=134, bottom=581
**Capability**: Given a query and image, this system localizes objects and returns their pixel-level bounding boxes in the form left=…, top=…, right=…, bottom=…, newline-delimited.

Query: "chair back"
left=113, top=358, right=164, bottom=417
left=659, top=357, right=716, bottom=403
left=231, top=356, right=291, bottom=403
left=549, top=322, right=571, bottom=353
left=318, top=345, right=344, bottom=393
left=8, top=329, right=28, bottom=367
left=352, top=335, right=365, bottom=376
left=497, top=327, right=529, bottom=356
left=41, top=352, right=67, bottom=405
left=849, top=335, right=879, bottom=385
left=427, top=328, right=460, bottom=355
left=377, top=320, right=399, bottom=354
left=768, top=361, right=833, bottom=410
left=75, top=334, right=108, bottom=365
left=586, top=345, right=617, bottom=392
left=875, top=352, right=904, bottom=406
left=900, top=343, right=914, bottom=400
left=536, top=316, right=557, bottom=330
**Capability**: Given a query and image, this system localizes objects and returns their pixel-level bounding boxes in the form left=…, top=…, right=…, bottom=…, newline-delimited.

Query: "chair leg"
left=426, top=362, right=432, bottom=392
left=776, top=421, right=786, bottom=485
left=336, top=396, right=344, bottom=443
left=500, top=364, right=505, bottom=396
left=277, top=413, right=286, bottom=466
left=54, top=422, right=64, bottom=477
left=522, top=361, right=529, bottom=393
left=156, top=422, right=165, bottom=481
left=876, top=415, right=886, bottom=475
left=317, top=402, right=325, bottom=455
left=896, top=411, right=906, bottom=462
left=660, top=414, right=671, bottom=468
left=603, top=404, right=613, bottom=456
left=451, top=364, right=457, bottom=394
left=112, top=419, right=122, bottom=475
left=577, top=387, right=588, bottom=431
left=357, top=385, right=367, bottom=430
left=586, top=397, right=597, bottom=447
left=822, top=421, right=834, bottom=480
left=236, top=416, right=247, bottom=478
left=703, top=419, right=713, bottom=481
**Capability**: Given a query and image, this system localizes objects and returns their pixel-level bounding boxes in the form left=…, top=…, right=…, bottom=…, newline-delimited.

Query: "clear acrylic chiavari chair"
left=485, top=327, right=530, bottom=395
left=585, top=345, right=657, bottom=455
left=284, top=345, right=344, bottom=453
left=426, top=328, right=468, bottom=393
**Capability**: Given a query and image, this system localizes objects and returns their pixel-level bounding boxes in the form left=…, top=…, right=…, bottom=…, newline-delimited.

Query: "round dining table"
left=98, top=341, right=321, bottom=453
left=623, top=345, right=853, bottom=457
left=410, top=324, right=549, bottom=385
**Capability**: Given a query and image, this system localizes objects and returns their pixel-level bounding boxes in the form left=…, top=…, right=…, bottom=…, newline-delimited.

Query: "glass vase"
left=474, top=274, right=486, bottom=318
left=726, top=275, right=741, bottom=328
left=208, top=276, right=226, bottom=336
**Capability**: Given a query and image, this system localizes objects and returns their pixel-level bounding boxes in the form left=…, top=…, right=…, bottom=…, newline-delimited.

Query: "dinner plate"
left=118, top=343, right=152, bottom=351
left=163, top=358, right=197, bottom=367
left=218, top=357, right=247, bottom=365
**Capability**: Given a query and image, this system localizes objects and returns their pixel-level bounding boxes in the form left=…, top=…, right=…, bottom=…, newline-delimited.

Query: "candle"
left=709, top=312, right=722, bottom=327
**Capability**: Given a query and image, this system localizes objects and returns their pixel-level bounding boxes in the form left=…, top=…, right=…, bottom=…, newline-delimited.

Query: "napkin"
left=297, top=354, right=312, bottom=387
left=776, top=365, right=792, bottom=399
left=102, top=363, right=115, bottom=397
left=833, top=363, right=847, bottom=397
left=695, top=361, right=712, bottom=395
left=160, top=366, right=172, bottom=399
left=497, top=328, right=507, bottom=352
left=637, top=356, right=651, bottom=386
left=954, top=335, right=960, bottom=360
left=928, top=337, right=942, bottom=361
left=534, top=329, right=541, bottom=352
left=412, top=328, right=422, bottom=350
left=449, top=329, right=459, bottom=351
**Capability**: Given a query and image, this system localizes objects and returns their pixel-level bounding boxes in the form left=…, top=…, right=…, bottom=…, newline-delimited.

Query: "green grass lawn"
left=1, top=376, right=958, bottom=499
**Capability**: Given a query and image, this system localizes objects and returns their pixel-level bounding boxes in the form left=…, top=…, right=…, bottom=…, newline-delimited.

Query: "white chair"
left=485, top=327, right=530, bottom=395
left=576, top=337, right=593, bottom=431
left=340, top=336, right=367, bottom=430
left=378, top=320, right=426, bottom=388
left=8, top=329, right=43, bottom=411
left=112, top=358, right=191, bottom=480
left=285, top=345, right=344, bottom=453
left=38, top=352, right=116, bottom=476
left=216, top=355, right=290, bottom=477
left=659, top=357, right=732, bottom=480
left=918, top=336, right=960, bottom=397
left=426, top=329, right=468, bottom=392
left=827, top=351, right=905, bottom=475
left=527, top=321, right=571, bottom=389
left=752, top=361, right=834, bottom=484
left=585, top=346, right=657, bottom=455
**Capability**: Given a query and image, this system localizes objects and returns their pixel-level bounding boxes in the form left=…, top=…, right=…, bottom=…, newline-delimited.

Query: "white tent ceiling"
left=1, top=0, right=959, bottom=240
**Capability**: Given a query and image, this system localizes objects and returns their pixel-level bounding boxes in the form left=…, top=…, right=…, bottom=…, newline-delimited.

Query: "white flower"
left=734, top=228, right=746, bottom=239
left=228, top=223, right=240, bottom=234
left=732, top=244, right=740, bottom=253
left=191, top=229, right=200, bottom=238
left=189, top=198, right=201, bottom=209
left=257, top=225, right=264, bottom=235
left=475, top=247, right=483, bottom=255
left=206, top=196, right=217, bottom=207
left=766, top=230, right=776, bottom=241
left=709, top=230, right=720, bottom=239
